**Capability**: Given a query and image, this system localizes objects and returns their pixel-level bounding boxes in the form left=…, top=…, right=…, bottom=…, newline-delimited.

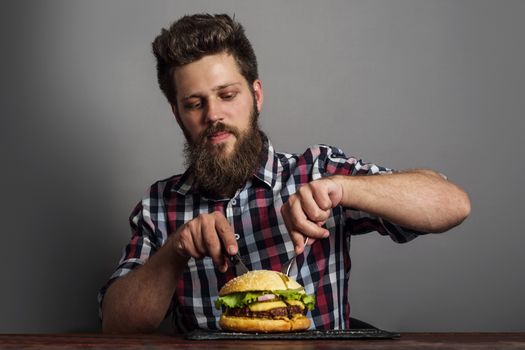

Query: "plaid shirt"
left=98, top=136, right=425, bottom=332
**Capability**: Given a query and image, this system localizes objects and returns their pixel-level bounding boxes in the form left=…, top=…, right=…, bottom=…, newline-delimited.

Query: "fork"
left=281, top=237, right=309, bottom=277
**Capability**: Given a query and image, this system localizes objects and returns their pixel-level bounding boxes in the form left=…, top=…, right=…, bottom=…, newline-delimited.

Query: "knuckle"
left=179, top=226, right=191, bottom=240
left=310, top=211, right=323, bottom=222
left=199, top=213, right=210, bottom=223
left=180, top=231, right=190, bottom=242
left=212, top=211, right=224, bottom=222
left=187, top=218, right=199, bottom=230
left=283, top=197, right=294, bottom=210
left=204, top=235, right=218, bottom=250
left=195, top=242, right=206, bottom=255
left=290, top=215, right=303, bottom=227
left=304, top=205, right=321, bottom=220
left=315, top=208, right=329, bottom=220
left=297, top=185, right=309, bottom=196
left=174, top=232, right=190, bottom=256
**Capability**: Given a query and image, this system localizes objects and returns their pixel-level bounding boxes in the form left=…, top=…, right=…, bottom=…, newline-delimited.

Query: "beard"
left=183, top=107, right=263, bottom=198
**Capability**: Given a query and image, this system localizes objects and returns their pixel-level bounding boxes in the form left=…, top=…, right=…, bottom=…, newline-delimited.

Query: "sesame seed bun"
left=219, top=314, right=311, bottom=333
left=219, top=270, right=303, bottom=296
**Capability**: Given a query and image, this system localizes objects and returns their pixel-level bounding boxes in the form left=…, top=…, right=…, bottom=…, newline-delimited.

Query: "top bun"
left=219, top=270, right=303, bottom=296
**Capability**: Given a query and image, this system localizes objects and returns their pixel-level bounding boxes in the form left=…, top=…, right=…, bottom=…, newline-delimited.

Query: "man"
left=99, top=14, right=470, bottom=334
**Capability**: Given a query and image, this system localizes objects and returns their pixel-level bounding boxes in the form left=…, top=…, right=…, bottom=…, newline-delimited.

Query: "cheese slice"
left=248, top=300, right=287, bottom=312
left=284, top=299, right=305, bottom=309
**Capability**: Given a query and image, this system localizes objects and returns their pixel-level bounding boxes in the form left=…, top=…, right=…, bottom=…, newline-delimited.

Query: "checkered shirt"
left=98, top=136, right=425, bottom=332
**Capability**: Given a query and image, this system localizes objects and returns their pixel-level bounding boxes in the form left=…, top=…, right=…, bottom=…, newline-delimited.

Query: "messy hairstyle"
left=152, top=13, right=259, bottom=105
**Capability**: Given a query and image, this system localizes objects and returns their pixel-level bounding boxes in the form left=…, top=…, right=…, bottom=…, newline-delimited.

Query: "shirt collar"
left=252, top=135, right=279, bottom=189
left=172, top=134, right=280, bottom=196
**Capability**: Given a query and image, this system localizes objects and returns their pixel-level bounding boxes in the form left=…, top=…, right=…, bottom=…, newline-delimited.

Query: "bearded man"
left=99, top=14, right=470, bottom=334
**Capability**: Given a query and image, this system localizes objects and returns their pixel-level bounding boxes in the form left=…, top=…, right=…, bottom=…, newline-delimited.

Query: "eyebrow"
left=181, top=82, right=242, bottom=100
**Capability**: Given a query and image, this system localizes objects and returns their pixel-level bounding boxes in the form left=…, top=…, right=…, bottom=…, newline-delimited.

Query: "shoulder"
left=150, top=173, right=184, bottom=191
left=129, top=173, right=184, bottom=226
left=273, top=144, right=355, bottom=181
left=130, top=173, right=186, bottom=216
left=275, top=144, right=389, bottom=177
left=308, top=144, right=348, bottom=160
left=275, top=144, right=349, bottom=164
left=143, top=172, right=187, bottom=198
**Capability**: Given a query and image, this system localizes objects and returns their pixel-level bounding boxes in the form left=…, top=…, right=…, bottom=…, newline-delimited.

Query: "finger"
left=213, top=211, right=238, bottom=255
left=288, top=198, right=329, bottom=238
left=213, top=212, right=237, bottom=273
left=289, top=229, right=308, bottom=254
left=188, top=217, right=207, bottom=257
left=324, top=177, right=343, bottom=207
left=173, top=231, right=190, bottom=258
left=176, top=226, right=202, bottom=259
left=305, top=237, right=316, bottom=246
left=200, top=214, right=224, bottom=269
left=282, top=200, right=328, bottom=254
left=309, top=182, right=334, bottom=211
left=281, top=202, right=304, bottom=253
left=297, top=186, right=331, bottom=223
left=304, top=224, right=326, bottom=247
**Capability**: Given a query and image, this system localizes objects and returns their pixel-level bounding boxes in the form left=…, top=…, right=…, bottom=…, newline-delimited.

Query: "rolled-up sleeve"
left=319, top=145, right=428, bottom=243
left=97, top=193, right=163, bottom=318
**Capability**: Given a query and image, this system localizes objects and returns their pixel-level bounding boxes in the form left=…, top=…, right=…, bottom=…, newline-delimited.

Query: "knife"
left=221, top=240, right=249, bottom=276
left=228, top=252, right=250, bottom=276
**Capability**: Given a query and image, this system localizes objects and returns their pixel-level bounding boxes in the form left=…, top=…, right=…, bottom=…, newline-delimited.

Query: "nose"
left=204, top=99, right=222, bottom=124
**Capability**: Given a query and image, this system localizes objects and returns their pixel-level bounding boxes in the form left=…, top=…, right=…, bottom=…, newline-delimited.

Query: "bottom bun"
left=219, top=314, right=311, bottom=333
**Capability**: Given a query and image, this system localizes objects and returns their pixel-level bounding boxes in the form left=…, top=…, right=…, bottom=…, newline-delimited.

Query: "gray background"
left=1, top=0, right=524, bottom=333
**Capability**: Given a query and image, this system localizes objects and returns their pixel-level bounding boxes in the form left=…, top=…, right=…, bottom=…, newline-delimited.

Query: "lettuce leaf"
left=215, top=291, right=264, bottom=310
left=274, top=289, right=316, bottom=310
left=300, top=293, right=316, bottom=311
left=272, top=288, right=304, bottom=300
left=215, top=289, right=316, bottom=311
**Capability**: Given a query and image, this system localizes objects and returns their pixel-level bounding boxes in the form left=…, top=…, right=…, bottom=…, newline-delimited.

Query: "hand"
left=170, top=211, right=237, bottom=273
left=281, top=177, right=343, bottom=254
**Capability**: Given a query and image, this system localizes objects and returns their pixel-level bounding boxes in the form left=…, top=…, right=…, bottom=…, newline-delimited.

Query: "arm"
left=336, top=169, right=470, bottom=232
left=101, top=237, right=188, bottom=333
left=281, top=169, right=471, bottom=253
left=101, top=212, right=238, bottom=333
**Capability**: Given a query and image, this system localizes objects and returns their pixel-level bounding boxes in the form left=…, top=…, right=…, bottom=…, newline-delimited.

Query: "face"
left=172, top=52, right=263, bottom=158
left=171, top=52, right=265, bottom=198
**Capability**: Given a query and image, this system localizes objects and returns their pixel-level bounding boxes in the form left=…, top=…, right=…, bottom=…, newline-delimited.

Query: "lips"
left=202, top=122, right=239, bottom=146
left=208, top=131, right=231, bottom=144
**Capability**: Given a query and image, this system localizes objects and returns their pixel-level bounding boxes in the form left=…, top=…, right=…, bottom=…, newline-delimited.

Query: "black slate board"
left=186, top=328, right=400, bottom=340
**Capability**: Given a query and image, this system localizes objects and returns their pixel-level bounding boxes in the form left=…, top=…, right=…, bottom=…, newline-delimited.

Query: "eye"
left=220, top=91, right=238, bottom=101
left=183, top=100, right=202, bottom=110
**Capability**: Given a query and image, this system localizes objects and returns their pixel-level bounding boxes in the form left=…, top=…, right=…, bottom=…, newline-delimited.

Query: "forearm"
left=333, top=169, right=471, bottom=233
left=101, top=237, right=189, bottom=333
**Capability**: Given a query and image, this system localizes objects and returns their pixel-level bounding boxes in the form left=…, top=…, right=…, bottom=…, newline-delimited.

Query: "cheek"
left=179, top=117, right=204, bottom=141
left=232, top=101, right=254, bottom=128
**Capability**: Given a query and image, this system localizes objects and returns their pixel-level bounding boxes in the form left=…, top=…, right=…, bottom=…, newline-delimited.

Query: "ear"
left=252, top=79, right=264, bottom=113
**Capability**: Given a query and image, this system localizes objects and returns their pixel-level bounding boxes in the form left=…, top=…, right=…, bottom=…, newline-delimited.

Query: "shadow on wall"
left=2, top=84, right=125, bottom=332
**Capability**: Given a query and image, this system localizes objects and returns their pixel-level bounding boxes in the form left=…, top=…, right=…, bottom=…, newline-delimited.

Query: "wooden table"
left=0, top=333, right=524, bottom=349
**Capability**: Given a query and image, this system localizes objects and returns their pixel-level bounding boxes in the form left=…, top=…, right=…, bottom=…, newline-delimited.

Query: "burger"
left=215, top=270, right=315, bottom=333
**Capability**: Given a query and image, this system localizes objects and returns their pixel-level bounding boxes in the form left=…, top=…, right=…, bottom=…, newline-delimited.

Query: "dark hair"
left=152, top=13, right=259, bottom=105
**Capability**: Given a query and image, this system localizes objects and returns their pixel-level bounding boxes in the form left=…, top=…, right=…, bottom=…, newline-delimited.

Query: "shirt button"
left=231, top=199, right=237, bottom=205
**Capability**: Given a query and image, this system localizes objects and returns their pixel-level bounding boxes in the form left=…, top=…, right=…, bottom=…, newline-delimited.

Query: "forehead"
left=173, top=53, right=246, bottom=98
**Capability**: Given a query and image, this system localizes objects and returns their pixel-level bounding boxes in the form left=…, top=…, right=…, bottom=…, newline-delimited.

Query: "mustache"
left=201, top=122, right=240, bottom=141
